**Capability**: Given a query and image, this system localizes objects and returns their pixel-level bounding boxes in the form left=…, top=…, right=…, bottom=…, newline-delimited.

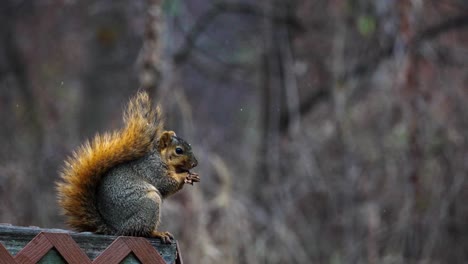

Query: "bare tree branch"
left=412, top=14, right=468, bottom=45
left=173, top=2, right=303, bottom=65
left=281, top=13, right=468, bottom=132
left=344, top=14, right=468, bottom=81
left=279, top=87, right=330, bottom=132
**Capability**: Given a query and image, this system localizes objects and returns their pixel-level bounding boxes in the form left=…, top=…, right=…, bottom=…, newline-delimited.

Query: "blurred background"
left=1, top=0, right=468, bottom=263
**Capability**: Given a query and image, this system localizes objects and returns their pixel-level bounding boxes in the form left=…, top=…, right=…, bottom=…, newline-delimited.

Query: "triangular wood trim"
left=92, top=237, right=131, bottom=263
left=1, top=231, right=171, bottom=264
left=43, top=233, right=91, bottom=264
left=0, top=242, right=16, bottom=264
left=120, top=237, right=166, bottom=264
left=14, top=233, right=53, bottom=264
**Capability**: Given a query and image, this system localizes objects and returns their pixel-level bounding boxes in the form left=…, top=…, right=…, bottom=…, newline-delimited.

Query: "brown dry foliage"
left=0, top=1, right=467, bottom=263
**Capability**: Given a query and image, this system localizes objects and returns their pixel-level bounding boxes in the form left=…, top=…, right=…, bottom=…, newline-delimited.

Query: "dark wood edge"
left=176, top=241, right=184, bottom=264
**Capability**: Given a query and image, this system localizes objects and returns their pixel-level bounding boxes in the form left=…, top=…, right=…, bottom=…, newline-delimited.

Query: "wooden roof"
left=0, top=225, right=182, bottom=264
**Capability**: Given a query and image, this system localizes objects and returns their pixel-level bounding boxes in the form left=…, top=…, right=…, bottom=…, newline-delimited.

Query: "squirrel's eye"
left=175, top=147, right=184, bottom=155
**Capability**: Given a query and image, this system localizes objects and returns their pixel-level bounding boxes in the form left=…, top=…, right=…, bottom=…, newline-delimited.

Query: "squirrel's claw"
left=152, top=231, right=174, bottom=244
left=184, top=172, right=200, bottom=185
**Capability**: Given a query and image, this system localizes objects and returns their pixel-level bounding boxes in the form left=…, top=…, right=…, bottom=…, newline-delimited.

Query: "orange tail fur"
left=56, top=92, right=163, bottom=232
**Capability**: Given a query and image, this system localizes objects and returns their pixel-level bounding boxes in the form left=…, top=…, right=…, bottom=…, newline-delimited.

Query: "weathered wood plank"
left=0, top=225, right=177, bottom=264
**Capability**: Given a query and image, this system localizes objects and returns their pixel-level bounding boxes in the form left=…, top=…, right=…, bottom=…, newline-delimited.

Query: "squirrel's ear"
left=157, top=130, right=176, bottom=151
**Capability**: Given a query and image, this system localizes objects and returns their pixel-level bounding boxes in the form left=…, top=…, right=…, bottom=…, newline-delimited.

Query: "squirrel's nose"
left=191, top=159, right=198, bottom=168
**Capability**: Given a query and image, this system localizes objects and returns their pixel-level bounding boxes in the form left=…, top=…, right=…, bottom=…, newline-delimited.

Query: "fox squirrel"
left=56, top=92, right=199, bottom=243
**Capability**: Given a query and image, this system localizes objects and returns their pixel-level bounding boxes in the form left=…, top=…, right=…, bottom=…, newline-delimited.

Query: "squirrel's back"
left=56, top=92, right=163, bottom=232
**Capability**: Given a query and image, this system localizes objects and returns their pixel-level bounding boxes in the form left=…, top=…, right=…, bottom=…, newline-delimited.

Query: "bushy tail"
left=56, top=92, right=164, bottom=232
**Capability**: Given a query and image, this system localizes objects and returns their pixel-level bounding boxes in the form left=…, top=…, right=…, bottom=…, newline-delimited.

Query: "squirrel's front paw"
left=151, top=231, right=174, bottom=244
left=184, top=172, right=200, bottom=185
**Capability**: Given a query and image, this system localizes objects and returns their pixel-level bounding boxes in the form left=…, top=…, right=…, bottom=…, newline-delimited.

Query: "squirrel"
left=56, top=92, right=200, bottom=243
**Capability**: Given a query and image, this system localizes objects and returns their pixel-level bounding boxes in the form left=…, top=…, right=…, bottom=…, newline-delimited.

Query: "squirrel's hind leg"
left=139, top=190, right=175, bottom=244
left=112, top=188, right=162, bottom=237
